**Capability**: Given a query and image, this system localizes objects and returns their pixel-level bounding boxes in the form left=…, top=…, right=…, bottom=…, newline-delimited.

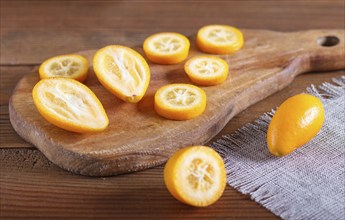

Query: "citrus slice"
left=184, top=56, right=229, bottom=86
left=143, top=32, right=190, bottom=64
left=39, top=54, right=89, bottom=82
left=154, top=83, right=206, bottom=120
left=93, top=45, right=150, bottom=103
left=32, top=78, right=109, bottom=133
left=197, top=25, right=244, bottom=54
left=164, top=146, right=227, bottom=207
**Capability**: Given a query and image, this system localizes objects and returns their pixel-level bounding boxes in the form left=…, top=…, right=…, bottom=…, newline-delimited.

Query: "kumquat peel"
left=93, top=45, right=150, bottom=103
left=143, top=32, right=190, bottom=64
left=154, top=84, right=207, bottom=121
left=164, top=146, right=227, bottom=207
left=267, top=94, right=325, bottom=156
left=184, top=55, right=229, bottom=86
left=39, top=54, right=89, bottom=82
left=197, top=24, right=244, bottom=54
left=32, top=78, right=109, bottom=133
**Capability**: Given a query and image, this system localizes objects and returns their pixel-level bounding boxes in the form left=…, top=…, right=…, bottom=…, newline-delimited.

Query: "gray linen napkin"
left=212, top=76, right=345, bottom=220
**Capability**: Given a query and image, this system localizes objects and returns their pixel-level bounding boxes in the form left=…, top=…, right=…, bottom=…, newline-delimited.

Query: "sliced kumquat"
left=93, top=45, right=150, bottom=103
left=154, top=84, right=206, bottom=120
left=197, top=25, right=244, bottom=54
left=164, top=146, right=227, bottom=207
left=39, top=54, right=89, bottom=82
left=143, top=32, right=190, bottom=64
left=32, top=78, right=109, bottom=133
left=184, top=55, right=229, bottom=86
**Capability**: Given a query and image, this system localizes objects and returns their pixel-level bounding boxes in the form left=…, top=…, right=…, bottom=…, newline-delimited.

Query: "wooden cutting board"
left=9, top=29, right=344, bottom=176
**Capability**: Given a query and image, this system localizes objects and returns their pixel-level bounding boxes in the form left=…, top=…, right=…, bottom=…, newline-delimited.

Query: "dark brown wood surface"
left=1, top=0, right=344, bottom=218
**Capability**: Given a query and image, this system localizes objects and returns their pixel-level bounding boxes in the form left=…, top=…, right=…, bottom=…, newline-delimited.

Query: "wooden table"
left=1, top=1, right=344, bottom=218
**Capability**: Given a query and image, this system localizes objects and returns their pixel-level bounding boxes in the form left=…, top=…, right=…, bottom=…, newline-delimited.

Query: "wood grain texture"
left=9, top=29, right=345, bottom=176
left=1, top=0, right=345, bottom=218
left=0, top=66, right=36, bottom=105
left=0, top=106, right=32, bottom=148
left=0, top=148, right=277, bottom=219
left=1, top=1, right=344, bottom=65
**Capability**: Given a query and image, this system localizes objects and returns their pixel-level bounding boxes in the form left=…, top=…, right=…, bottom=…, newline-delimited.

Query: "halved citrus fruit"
left=197, top=25, right=244, bottom=54
left=93, top=45, right=150, bottom=103
left=32, top=78, right=109, bottom=133
left=164, top=146, right=227, bottom=207
left=184, top=55, right=229, bottom=86
left=154, top=83, right=206, bottom=120
left=143, top=32, right=190, bottom=64
left=39, top=54, right=89, bottom=82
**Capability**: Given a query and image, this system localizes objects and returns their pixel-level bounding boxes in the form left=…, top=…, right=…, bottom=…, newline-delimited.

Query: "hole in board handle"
left=317, top=36, right=340, bottom=47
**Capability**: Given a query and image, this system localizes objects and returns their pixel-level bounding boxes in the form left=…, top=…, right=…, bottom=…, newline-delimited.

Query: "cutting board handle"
left=300, top=30, right=344, bottom=72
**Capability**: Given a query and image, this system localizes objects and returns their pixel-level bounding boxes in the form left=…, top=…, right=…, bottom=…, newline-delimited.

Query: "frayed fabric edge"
left=307, top=76, right=345, bottom=101
left=210, top=75, right=345, bottom=219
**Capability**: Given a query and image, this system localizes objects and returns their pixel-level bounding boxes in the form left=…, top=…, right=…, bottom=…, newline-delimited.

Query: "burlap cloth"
left=212, top=76, right=345, bottom=220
